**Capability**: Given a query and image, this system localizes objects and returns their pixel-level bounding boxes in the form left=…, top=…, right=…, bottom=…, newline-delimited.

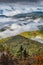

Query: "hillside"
left=20, top=30, right=43, bottom=38
left=0, top=35, right=43, bottom=56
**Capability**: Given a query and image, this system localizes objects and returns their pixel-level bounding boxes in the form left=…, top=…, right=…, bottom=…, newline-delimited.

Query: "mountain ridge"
left=0, top=35, right=43, bottom=55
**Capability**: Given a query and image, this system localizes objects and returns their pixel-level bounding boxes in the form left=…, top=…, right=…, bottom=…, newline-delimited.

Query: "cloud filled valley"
left=0, top=4, right=43, bottom=40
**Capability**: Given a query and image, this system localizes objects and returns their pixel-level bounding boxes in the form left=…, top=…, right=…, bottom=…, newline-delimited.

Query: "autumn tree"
left=0, top=49, right=14, bottom=65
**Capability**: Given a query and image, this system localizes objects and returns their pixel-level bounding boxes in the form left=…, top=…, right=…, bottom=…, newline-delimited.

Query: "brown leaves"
left=33, top=55, right=43, bottom=65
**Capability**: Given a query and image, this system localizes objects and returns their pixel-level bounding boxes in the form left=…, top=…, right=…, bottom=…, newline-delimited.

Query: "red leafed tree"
left=33, top=55, right=43, bottom=65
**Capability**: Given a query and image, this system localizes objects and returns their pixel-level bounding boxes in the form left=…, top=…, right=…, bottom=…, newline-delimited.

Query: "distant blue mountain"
left=0, top=15, right=9, bottom=18
left=33, top=11, right=43, bottom=15
left=12, top=11, right=43, bottom=19
left=0, top=11, right=43, bottom=18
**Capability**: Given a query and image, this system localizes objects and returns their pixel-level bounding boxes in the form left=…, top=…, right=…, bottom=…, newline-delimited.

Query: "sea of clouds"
left=0, top=3, right=43, bottom=39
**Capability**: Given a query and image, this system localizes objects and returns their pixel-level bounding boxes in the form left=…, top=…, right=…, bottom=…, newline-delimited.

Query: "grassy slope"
left=20, top=30, right=43, bottom=38
left=0, top=35, right=43, bottom=56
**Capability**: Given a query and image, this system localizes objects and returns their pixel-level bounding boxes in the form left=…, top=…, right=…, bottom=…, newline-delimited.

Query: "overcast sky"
left=0, top=0, right=43, bottom=6
left=0, top=0, right=42, bottom=3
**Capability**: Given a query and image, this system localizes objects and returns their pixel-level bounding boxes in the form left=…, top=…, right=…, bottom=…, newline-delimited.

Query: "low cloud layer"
left=0, top=4, right=43, bottom=39
left=0, top=18, right=43, bottom=39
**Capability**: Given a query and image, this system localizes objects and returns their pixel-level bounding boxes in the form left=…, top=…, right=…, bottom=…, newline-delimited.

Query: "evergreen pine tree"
left=23, top=48, right=28, bottom=60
